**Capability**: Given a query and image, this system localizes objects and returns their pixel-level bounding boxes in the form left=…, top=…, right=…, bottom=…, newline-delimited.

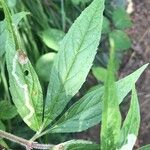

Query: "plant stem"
left=0, top=130, right=54, bottom=149
left=29, top=127, right=53, bottom=141
left=0, top=130, right=31, bottom=148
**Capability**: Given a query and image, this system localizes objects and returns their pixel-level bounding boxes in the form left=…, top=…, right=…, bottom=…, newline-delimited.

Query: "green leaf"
left=0, top=100, right=18, bottom=120
left=118, top=86, right=140, bottom=150
left=0, top=12, right=29, bottom=57
left=109, top=30, right=131, bottom=51
left=0, top=21, right=7, bottom=57
left=0, top=139, right=9, bottom=149
left=92, top=66, right=107, bottom=82
left=139, top=145, right=150, bottom=150
left=52, top=140, right=99, bottom=150
left=1, top=0, right=43, bottom=131
left=0, top=12, right=29, bottom=31
left=12, top=11, right=30, bottom=26
left=101, top=38, right=121, bottom=149
left=102, top=16, right=111, bottom=34
left=6, top=49, right=44, bottom=131
left=39, top=28, right=65, bottom=51
left=71, top=0, right=92, bottom=5
left=109, top=0, right=126, bottom=8
left=0, top=21, right=5, bottom=35
left=0, top=120, right=6, bottom=131
left=47, top=64, right=148, bottom=133
left=44, top=0, right=105, bottom=127
left=7, top=0, right=16, bottom=8
left=112, top=8, right=132, bottom=30
left=36, top=53, right=56, bottom=82
left=48, top=86, right=103, bottom=133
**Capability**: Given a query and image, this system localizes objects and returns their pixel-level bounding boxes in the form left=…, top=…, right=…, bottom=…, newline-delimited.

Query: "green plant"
left=92, top=0, right=133, bottom=83
left=0, top=0, right=149, bottom=149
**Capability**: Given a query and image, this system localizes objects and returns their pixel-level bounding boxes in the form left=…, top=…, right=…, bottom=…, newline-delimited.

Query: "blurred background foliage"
left=0, top=0, right=132, bottom=149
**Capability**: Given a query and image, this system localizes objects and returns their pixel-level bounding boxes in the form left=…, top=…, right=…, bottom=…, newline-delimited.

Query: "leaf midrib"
left=44, top=3, right=101, bottom=125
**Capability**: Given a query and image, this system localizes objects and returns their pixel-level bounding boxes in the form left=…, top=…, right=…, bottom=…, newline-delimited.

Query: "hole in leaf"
left=24, top=70, right=29, bottom=76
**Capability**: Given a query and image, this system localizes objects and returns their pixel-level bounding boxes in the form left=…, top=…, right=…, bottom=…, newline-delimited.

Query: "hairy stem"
left=0, top=130, right=54, bottom=149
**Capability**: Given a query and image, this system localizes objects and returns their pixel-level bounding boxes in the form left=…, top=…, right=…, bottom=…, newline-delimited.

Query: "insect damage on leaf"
left=17, top=50, right=29, bottom=65
left=12, top=51, right=34, bottom=126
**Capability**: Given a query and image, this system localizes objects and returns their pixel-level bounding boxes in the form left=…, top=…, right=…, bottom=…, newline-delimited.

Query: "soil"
left=74, top=0, right=150, bottom=148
